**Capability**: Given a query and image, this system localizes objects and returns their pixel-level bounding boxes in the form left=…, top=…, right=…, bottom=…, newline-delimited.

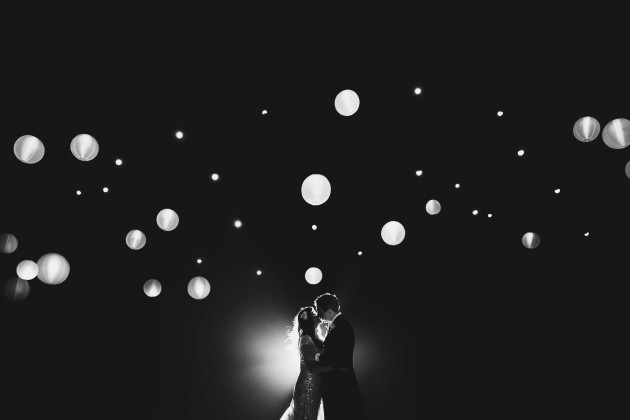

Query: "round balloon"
left=426, top=200, right=441, bottom=215
left=157, top=209, right=179, bottom=231
left=573, top=117, right=600, bottom=142
left=381, top=221, right=405, bottom=246
left=0, top=233, right=18, bottom=254
left=522, top=232, right=541, bottom=249
left=301, top=174, right=331, bottom=206
left=602, top=118, right=630, bottom=149
left=188, top=276, right=210, bottom=300
left=37, top=253, right=70, bottom=285
left=14, top=135, right=45, bottom=164
left=126, top=230, right=147, bottom=250
left=305, top=267, right=323, bottom=285
left=16, top=260, right=38, bottom=280
left=334, top=89, right=360, bottom=116
left=625, top=161, right=630, bottom=180
left=4, top=277, right=31, bottom=302
left=70, top=134, right=99, bottom=161
left=143, top=279, right=162, bottom=297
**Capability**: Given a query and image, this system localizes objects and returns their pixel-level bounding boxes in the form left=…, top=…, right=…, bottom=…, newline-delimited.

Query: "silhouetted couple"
left=280, top=293, right=366, bottom=420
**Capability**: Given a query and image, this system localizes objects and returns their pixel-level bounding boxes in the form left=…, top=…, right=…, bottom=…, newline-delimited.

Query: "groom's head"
left=314, top=293, right=340, bottom=322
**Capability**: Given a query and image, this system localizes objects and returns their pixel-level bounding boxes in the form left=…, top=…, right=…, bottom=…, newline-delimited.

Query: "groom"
left=314, top=293, right=366, bottom=420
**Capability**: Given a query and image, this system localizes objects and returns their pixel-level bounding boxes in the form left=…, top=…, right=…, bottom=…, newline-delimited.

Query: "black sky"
left=1, top=12, right=626, bottom=419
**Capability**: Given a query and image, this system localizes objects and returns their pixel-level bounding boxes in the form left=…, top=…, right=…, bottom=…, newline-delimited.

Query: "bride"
left=280, top=306, right=345, bottom=420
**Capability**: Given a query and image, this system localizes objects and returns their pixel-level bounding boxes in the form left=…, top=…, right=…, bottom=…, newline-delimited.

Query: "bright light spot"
left=103, top=187, right=109, bottom=193
left=584, top=232, right=589, bottom=237
left=555, top=189, right=560, bottom=194
left=358, top=251, right=362, bottom=256
left=175, top=131, right=184, bottom=139
left=256, top=270, right=262, bottom=276
left=262, top=110, right=267, bottom=115
left=488, top=214, right=493, bottom=218
left=312, top=225, right=317, bottom=230
left=211, top=173, right=219, bottom=181
left=115, top=159, right=123, bottom=166
left=416, top=170, right=423, bottom=176
left=472, top=210, right=478, bottom=215
left=497, top=111, right=504, bottom=117
left=381, top=221, right=405, bottom=246
left=235, top=220, right=242, bottom=228
left=517, top=150, right=525, bottom=157
left=197, top=259, right=202, bottom=264
left=414, top=87, right=421, bottom=95
left=76, top=190, right=81, bottom=196
left=455, top=183, right=460, bottom=188
left=305, top=267, right=323, bottom=285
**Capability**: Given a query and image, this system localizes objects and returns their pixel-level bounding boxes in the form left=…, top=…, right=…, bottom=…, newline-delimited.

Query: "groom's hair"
left=314, top=293, right=340, bottom=313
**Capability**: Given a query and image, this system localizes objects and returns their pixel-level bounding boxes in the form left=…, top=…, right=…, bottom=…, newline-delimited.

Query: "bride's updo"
left=286, top=306, right=323, bottom=352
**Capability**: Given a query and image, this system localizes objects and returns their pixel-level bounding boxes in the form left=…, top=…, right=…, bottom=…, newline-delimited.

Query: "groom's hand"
left=315, top=353, right=320, bottom=362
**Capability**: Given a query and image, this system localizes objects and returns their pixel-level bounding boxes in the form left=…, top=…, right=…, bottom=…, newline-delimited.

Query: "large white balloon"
left=70, top=134, right=100, bottom=161
left=37, top=253, right=70, bottom=285
left=188, top=276, right=210, bottom=300
left=522, top=232, right=541, bottom=249
left=301, top=175, right=331, bottom=206
left=602, top=118, right=630, bottom=149
left=573, top=117, right=600, bottom=142
left=381, top=221, right=405, bottom=246
left=305, top=267, right=323, bottom=285
left=143, top=279, right=162, bottom=297
left=126, top=230, right=147, bottom=250
left=334, top=90, right=360, bottom=116
left=14, top=135, right=45, bottom=164
left=157, top=209, right=179, bottom=231
left=0, top=233, right=18, bottom=254
left=426, top=200, right=441, bottom=215
left=16, top=260, right=38, bottom=280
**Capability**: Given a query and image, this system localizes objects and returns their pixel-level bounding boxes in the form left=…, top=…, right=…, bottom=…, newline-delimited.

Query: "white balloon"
left=602, top=118, right=630, bottom=149
left=188, top=276, right=210, bottom=300
left=301, top=174, right=331, bottom=206
left=143, top=279, right=162, bottom=297
left=0, top=233, right=18, bottom=254
left=70, top=134, right=99, bottom=161
left=157, top=209, right=179, bottom=231
left=305, top=267, right=322, bottom=285
left=14, top=135, right=45, bottom=164
left=4, top=277, right=31, bottom=302
left=426, top=200, right=441, bottom=215
left=381, top=221, right=405, bottom=246
left=126, top=230, right=147, bottom=250
left=16, top=260, right=38, bottom=280
left=522, top=232, right=540, bottom=249
left=334, top=89, right=360, bottom=116
left=37, top=253, right=70, bottom=285
left=573, top=117, right=600, bottom=142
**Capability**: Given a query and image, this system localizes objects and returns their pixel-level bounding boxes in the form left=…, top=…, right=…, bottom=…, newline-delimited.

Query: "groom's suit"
left=318, top=314, right=366, bottom=420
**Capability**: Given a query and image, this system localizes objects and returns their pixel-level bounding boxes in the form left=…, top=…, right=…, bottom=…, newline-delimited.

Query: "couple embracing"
left=280, top=293, right=366, bottom=420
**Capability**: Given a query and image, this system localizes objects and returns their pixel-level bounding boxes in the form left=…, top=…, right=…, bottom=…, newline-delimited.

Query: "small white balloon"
left=497, top=111, right=504, bottom=117
left=0, top=233, right=18, bottom=254
left=573, top=116, right=600, bottom=142
left=157, top=209, right=179, bottom=231
left=76, top=190, right=82, bottom=196
left=584, top=232, right=590, bottom=237
left=414, top=87, right=422, bottom=95
left=602, top=118, right=630, bottom=149
left=517, top=150, right=525, bottom=156
left=143, top=279, right=162, bottom=297
left=176, top=131, right=184, bottom=139
left=4, top=277, right=31, bottom=302
left=488, top=214, right=493, bottom=218
left=234, top=220, right=242, bottom=228
left=14, top=135, right=45, bottom=164
left=301, top=174, right=331, bottom=206
left=358, top=251, right=363, bottom=256
left=197, top=259, right=202, bottom=264
left=312, top=225, right=317, bottom=230
left=305, top=267, right=322, bottom=285
left=188, top=276, right=211, bottom=300
left=211, top=173, right=219, bottom=181
left=381, top=221, right=405, bottom=246
left=262, top=110, right=268, bottom=115
left=37, top=253, right=70, bottom=285
left=70, top=134, right=99, bottom=161
left=415, top=170, right=423, bottom=176
left=334, top=89, right=360, bottom=116
left=455, top=184, right=460, bottom=189
left=426, top=200, right=441, bottom=215
left=472, top=210, right=478, bottom=215
left=16, top=260, right=38, bottom=280
left=256, top=270, right=262, bottom=276
left=103, top=187, right=109, bottom=193
left=522, top=232, right=541, bottom=249
left=126, top=230, right=147, bottom=250
left=555, top=189, right=560, bottom=194
left=115, top=159, right=123, bottom=166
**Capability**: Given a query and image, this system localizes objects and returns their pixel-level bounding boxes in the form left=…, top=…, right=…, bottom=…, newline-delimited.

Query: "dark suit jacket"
left=318, top=314, right=366, bottom=420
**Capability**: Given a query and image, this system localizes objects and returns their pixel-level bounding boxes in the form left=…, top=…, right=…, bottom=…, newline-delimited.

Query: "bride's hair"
left=286, top=306, right=323, bottom=352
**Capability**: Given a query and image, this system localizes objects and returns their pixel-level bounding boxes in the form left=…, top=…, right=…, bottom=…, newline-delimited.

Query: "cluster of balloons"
left=126, top=209, right=179, bottom=251
left=574, top=116, right=630, bottom=179
left=142, top=276, right=211, bottom=300
left=14, top=134, right=100, bottom=164
left=3, top=250, right=71, bottom=302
